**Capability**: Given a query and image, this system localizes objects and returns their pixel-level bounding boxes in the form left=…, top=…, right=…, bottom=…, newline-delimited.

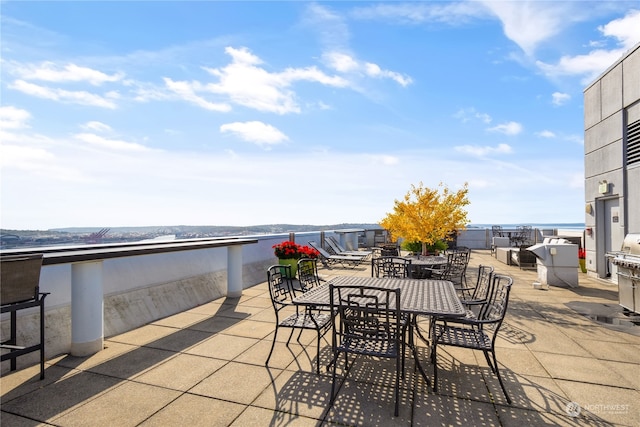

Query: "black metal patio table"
left=403, top=255, right=448, bottom=279
left=293, top=276, right=465, bottom=385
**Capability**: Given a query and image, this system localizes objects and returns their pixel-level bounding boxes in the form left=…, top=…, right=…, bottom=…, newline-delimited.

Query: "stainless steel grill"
left=610, top=233, right=640, bottom=314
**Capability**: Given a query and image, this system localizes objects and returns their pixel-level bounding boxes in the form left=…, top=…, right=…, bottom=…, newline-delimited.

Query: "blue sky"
left=1, top=1, right=639, bottom=230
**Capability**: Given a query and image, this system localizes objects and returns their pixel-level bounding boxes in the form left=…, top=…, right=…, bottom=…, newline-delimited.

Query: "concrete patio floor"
left=2, top=250, right=639, bottom=426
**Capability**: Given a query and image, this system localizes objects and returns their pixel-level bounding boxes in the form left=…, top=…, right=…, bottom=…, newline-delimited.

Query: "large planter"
left=579, top=259, right=587, bottom=273
left=278, top=258, right=299, bottom=278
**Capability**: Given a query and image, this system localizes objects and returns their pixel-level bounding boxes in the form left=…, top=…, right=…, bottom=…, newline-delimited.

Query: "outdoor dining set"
left=265, top=241, right=514, bottom=416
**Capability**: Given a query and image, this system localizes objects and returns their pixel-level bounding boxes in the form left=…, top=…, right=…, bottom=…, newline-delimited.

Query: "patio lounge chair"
left=308, top=241, right=366, bottom=268
left=325, top=236, right=373, bottom=257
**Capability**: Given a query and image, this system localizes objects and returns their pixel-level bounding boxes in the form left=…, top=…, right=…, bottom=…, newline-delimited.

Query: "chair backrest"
left=1, top=253, right=44, bottom=305
left=267, top=264, right=295, bottom=310
left=380, top=244, right=399, bottom=257
left=479, top=274, right=513, bottom=336
left=329, top=284, right=401, bottom=351
left=327, top=236, right=347, bottom=253
left=470, top=265, right=494, bottom=302
left=323, top=238, right=342, bottom=255
left=297, top=258, right=322, bottom=293
left=372, top=256, right=411, bottom=278
left=308, top=241, right=333, bottom=259
left=492, top=225, right=504, bottom=237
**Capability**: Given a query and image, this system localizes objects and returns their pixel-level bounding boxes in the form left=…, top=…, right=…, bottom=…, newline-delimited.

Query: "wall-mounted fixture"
left=598, top=180, right=609, bottom=194
left=585, top=203, right=593, bottom=214
left=586, top=227, right=593, bottom=236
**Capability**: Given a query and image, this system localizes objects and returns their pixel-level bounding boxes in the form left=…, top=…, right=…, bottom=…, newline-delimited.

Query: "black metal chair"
left=430, top=274, right=514, bottom=404
left=265, top=264, right=331, bottom=374
left=492, top=225, right=504, bottom=237
left=329, top=284, right=403, bottom=416
left=371, top=256, right=411, bottom=278
left=297, top=258, right=324, bottom=293
left=1, top=253, right=49, bottom=380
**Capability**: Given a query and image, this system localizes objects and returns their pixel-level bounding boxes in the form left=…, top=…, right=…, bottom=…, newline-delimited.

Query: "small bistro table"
left=403, top=255, right=448, bottom=279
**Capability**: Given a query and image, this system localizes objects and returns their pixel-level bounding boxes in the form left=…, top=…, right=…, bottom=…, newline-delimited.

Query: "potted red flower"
left=578, top=248, right=587, bottom=273
left=273, top=241, right=319, bottom=277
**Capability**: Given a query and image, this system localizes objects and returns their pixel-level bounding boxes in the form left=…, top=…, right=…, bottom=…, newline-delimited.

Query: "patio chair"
left=325, top=236, right=373, bottom=258
left=265, top=265, right=331, bottom=374
left=492, top=225, right=505, bottom=238
left=371, top=256, right=411, bottom=278
left=511, top=225, right=532, bottom=246
left=308, top=241, right=366, bottom=268
left=430, top=274, right=514, bottom=404
left=329, top=284, right=403, bottom=416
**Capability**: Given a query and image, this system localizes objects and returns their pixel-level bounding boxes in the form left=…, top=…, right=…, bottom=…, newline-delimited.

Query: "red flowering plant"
left=272, top=241, right=319, bottom=260
left=578, top=248, right=586, bottom=259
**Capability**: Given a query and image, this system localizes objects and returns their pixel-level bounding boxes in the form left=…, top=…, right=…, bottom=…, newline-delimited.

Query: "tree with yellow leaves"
left=379, top=182, right=470, bottom=255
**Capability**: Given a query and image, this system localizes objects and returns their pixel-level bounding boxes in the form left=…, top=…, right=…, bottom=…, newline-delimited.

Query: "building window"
left=628, top=119, right=640, bottom=166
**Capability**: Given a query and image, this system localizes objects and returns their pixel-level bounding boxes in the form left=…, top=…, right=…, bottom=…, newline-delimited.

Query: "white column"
left=70, top=261, right=104, bottom=356
left=227, top=245, right=243, bottom=297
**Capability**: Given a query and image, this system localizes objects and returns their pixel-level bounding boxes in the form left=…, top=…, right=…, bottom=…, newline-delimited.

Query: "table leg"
left=408, top=314, right=432, bottom=388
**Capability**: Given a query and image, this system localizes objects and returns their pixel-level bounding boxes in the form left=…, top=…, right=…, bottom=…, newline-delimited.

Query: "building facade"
left=584, top=42, right=640, bottom=280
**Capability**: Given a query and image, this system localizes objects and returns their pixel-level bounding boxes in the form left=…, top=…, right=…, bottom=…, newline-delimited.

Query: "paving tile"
left=556, top=379, right=640, bottom=427
left=324, top=377, right=412, bottom=426
left=1, top=363, right=78, bottom=403
left=580, top=339, right=640, bottom=363
left=141, top=328, right=214, bottom=352
left=223, top=318, right=280, bottom=340
left=185, top=314, right=245, bottom=334
left=230, top=405, right=323, bottom=426
left=252, top=369, right=333, bottom=421
left=86, top=346, right=175, bottom=380
left=1, top=371, right=122, bottom=422
left=133, top=353, right=227, bottom=391
left=139, top=393, right=245, bottom=427
left=150, top=311, right=210, bottom=328
left=235, top=338, right=304, bottom=369
left=54, top=341, right=138, bottom=371
left=185, top=333, right=259, bottom=361
left=412, top=392, right=500, bottom=426
left=107, top=324, right=178, bottom=346
left=534, top=352, right=636, bottom=388
left=50, top=381, right=181, bottom=427
left=189, top=361, right=279, bottom=405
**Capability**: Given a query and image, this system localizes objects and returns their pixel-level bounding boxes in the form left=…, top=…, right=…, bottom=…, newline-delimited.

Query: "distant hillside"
left=45, top=223, right=384, bottom=234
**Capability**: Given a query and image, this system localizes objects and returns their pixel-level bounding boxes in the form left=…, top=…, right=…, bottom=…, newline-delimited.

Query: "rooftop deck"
left=2, top=250, right=639, bottom=426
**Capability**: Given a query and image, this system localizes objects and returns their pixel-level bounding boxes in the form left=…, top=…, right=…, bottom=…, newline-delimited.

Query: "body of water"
left=470, top=223, right=585, bottom=231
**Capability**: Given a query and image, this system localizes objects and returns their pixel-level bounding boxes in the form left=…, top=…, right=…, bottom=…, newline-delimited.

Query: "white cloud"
left=454, top=143, right=513, bottom=157
left=476, top=0, right=593, bottom=55
left=598, top=9, right=640, bottom=50
left=8, top=80, right=118, bottom=109
left=0, top=106, right=31, bottom=130
left=487, top=121, right=522, bottom=136
left=536, top=9, right=640, bottom=83
left=551, top=92, right=571, bottom=106
left=367, top=154, right=400, bottom=165
left=453, top=108, right=492, bottom=124
left=163, top=77, right=231, bottom=112
left=200, top=46, right=348, bottom=114
left=220, top=121, right=289, bottom=146
left=8, top=61, right=124, bottom=85
left=536, top=130, right=556, bottom=138
left=81, top=121, right=112, bottom=133
left=350, top=1, right=487, bottom=25
left=74, top=133, right=153, bottom=152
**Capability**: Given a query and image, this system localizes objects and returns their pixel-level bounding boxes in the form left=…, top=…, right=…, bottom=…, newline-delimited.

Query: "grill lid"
left=621, top=233, right=640, bottom=255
